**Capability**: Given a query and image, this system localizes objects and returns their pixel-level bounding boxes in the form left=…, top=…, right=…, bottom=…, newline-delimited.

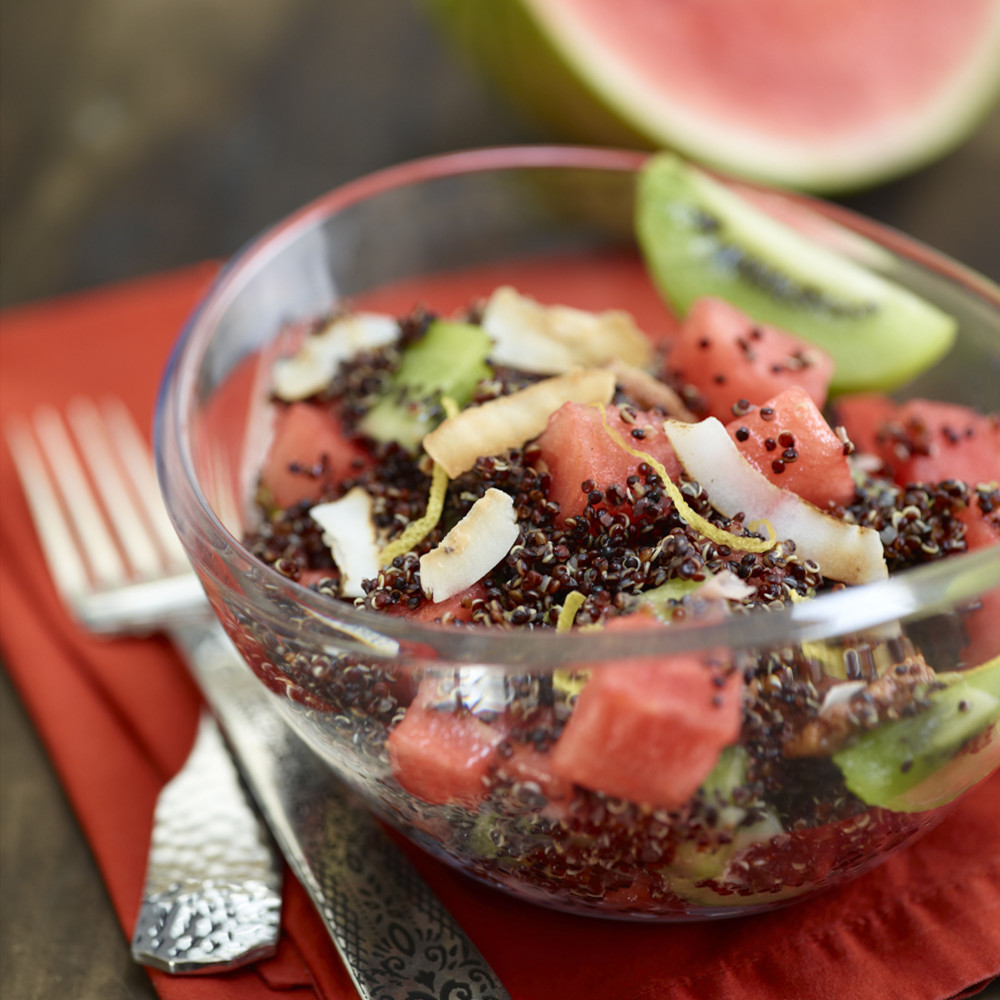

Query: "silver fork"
left=5, top=397, right=283, bottom=975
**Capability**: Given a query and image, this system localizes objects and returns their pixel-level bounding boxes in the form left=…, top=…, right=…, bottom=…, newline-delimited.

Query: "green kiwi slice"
left=359, top=320, right=492, bottom=449
left=832, top=659, right=1000, bottom=812
left=635, top=153, right=957, bottom=393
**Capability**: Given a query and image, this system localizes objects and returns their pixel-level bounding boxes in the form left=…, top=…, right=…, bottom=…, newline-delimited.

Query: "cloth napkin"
left=1, top=264, right=998, bottom=1000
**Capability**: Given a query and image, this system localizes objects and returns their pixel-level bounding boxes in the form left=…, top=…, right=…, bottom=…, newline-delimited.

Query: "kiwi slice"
left=666, top=746, right=788, bottom=901
left=635, top=153, right=957, bottom=393
left=359, top=320, right=492, bottom=449
left=832, top=660, right=1000, bottom=813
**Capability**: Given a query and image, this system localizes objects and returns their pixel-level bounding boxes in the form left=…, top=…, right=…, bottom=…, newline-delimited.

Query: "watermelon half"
left=429, top=0, right=1000, bottom=192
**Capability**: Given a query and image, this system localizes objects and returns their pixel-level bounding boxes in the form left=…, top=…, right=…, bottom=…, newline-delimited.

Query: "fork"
left=5, top=397, right=283, bottom=974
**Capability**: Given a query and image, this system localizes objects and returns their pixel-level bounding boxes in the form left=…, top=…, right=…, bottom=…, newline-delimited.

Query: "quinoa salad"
left=223, top=157, right=999, bottom=916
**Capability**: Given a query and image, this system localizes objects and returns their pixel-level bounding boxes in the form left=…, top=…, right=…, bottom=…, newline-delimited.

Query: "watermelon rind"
left=426, top=0, right=1000, bottom=193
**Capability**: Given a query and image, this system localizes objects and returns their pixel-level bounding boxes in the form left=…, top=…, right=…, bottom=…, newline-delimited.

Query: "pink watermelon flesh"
left=549, top=617, right=742, bottom=808
left=530, top=0, right=995, bottom=151
left=725, top=386, right=855, bottom=509
left=666, top=297, right=834, bottom=421
left=836, top=394, right=999, bottom=664
left=831, top=392, right=898, bottom=460
left=835, top=395, right=1000, bottom=488
left=888, top=400, right=1000, bottom=488
left=388, top=676, right=511, bottom=808
left=261, top=402, right=372, bottom=508
left=536, top=401, right=683, bottom=523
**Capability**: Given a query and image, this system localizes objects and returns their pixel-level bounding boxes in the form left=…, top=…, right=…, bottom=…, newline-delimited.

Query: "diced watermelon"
left=260, top=402, right=372, bottom=508
left=889, top=400, right=1000, bottom=488
left=961, top=502, right=1000, bottom=551
left=535, top=401, right=682, bottom=522
left=665, top=297, right=834, bottom=421
left=725, top=386, right=855, bottom=508
left=548, top=616, right=742, bottom=808
left=835, top=395, right=1000, bottom=488
left=388, top=676, right=510, bottom=807
left=830, top=392, right=897, bottom=461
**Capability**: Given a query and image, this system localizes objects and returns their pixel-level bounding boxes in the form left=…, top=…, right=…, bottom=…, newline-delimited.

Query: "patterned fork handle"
left=170, top=619, right=512, bottom=1000
left=131, top=709, right=283, bottom=974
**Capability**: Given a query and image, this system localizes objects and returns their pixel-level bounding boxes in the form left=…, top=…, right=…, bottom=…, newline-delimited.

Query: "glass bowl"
left=156, top=146, right=1000, bottom=921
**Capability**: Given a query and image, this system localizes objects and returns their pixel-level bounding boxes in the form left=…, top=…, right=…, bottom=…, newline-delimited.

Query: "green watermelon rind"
left=426, top=0, right=1000, bottom=194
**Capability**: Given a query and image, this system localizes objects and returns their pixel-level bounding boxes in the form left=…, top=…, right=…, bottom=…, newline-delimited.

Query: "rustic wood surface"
left=1, top=2, right=998, bottom=997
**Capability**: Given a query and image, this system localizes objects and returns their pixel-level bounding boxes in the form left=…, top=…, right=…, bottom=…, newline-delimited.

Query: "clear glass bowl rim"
left=155, top=144, right=1000, bottom=668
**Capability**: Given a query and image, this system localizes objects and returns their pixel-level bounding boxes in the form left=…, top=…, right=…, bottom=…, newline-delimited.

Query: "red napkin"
left=1, top=265, right=998, bottom=1000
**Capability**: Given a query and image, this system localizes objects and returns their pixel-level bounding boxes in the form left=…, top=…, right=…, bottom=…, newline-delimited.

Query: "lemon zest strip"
left=378, top=396, right=460, bottom=566
left=598, top=406, right=775, bottom=554
left=556, top=590, right=587, bottom=633
left=379, top=462, right=449, bottom=565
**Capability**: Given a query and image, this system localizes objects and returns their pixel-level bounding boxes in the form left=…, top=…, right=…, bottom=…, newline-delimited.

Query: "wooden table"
left=2, top=4, right=999, bottom=997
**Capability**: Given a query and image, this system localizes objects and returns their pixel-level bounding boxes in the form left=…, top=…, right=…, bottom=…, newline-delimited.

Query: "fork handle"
left=168, top=618, right=512, bottom=1000
left=131, top=710, right=283, bottom=974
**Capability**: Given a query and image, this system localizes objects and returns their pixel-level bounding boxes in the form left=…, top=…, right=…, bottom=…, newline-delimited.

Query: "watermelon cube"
left=725, top=385, right=855, bottom=508
left=666, top=297, right=834, bottom=420
left=388, top=676, right=510, bottom=808
left=535, top=401, right=682, bottom=522
left=830, top=392, right=897, bottom=462
left=888, top=400, right=1000, bottom=488
left=549, top=619, right=742, bottom=808
left=261, top=402, right=372, bottom=508
left=835, top=395, right=1000, bottom=489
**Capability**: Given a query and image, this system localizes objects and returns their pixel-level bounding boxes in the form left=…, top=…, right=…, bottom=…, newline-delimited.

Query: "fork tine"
left=66, top=397, right=163, bottom=580
left=5, top=415, right=92, bottom=605
left=32, top=405, right=129, bottom=590
left=100, top=397, right=191, bottom=572
left=8, top=398, right=208, bottom=634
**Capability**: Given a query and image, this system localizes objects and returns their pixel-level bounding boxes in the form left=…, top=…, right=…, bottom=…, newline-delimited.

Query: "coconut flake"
left=663, top=417, right=888, bottom=585
left=420, top=488, right=519, bottom=602
left=423, top=367, right=615, bottom=478
left=272, top=313, right=399, bottom=401
left=309, top=487, right=380, bottom=598
left=481, top=286, right=652, bottom=374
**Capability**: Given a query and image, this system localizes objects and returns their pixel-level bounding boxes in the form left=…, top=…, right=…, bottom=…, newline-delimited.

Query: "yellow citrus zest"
left=379, top=397, right=461, bottom=566
left=556, top=590, right=587, bottom=633
left=379, top=461, right=449, bottom=566
left=598, top=405, right=775, bottom=554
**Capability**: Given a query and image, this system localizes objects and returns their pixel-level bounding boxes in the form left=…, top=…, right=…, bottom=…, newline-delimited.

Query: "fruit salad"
left=234, top=155, right=1000, bottom=917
